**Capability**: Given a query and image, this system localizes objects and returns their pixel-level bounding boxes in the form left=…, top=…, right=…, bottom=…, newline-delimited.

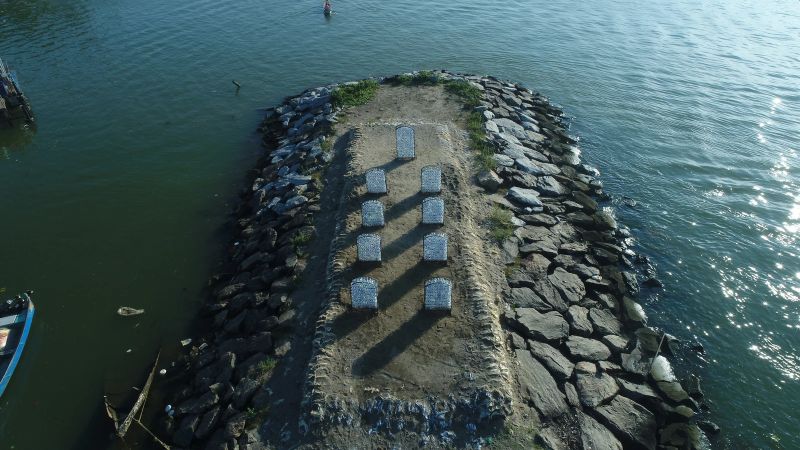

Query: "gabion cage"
left=396, top=126, right=416, bottom=160
left=351, top=277, right=378, bottom=309
left=423, top=233, right=448, bottom=262
left=361, top=200, right=385, bottom=228
left=421, top=197, right=445, bottom=225
left=420, top=165, right=442, bottom=194
left=365, top=168, right=388, bottom=194
left=424, top=277, right=452, bottom=310
left=357, top=233, right=382, bottom=262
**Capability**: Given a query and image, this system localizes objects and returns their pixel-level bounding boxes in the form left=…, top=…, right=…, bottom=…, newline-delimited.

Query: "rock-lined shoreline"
left=160, top=71, right=714, bottom=449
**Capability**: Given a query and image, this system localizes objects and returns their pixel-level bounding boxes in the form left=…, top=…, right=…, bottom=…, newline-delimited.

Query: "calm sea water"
left=1, top=0, right=798, bottom=448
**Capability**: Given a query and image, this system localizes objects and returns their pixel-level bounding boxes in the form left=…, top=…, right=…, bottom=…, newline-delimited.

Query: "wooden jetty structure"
left=0, top=57, right=34, bottom=127
left=104, top=352, right=170, bottom=448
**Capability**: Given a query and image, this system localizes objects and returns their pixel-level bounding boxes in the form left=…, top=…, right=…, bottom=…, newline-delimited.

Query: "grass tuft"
left=291, top=228, right=314, bottom=250
left=444, top=80, right=483, bottom=108
left=331, top=79, right=379, bottom=108
left=244, top=406, right=270, bottom=427
left=254, top=358, right=277, bottom=377
left=488, top=205, right=515, bottom=242
left=320, top=138, right=333, bottom=152
left=485, top=424, right=542, bottom=449
left=465, top=111, right=496, bottom=171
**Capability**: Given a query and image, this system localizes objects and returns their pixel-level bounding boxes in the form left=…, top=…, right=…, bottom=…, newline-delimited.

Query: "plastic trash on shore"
left=650, top=355, right=676, bottom=382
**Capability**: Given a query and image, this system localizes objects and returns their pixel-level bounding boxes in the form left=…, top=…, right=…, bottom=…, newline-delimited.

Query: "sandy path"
left=305, top=86, right=515, bottom=433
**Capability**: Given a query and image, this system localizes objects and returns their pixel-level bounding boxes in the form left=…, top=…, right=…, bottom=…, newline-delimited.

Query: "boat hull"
left=0, top=301, right=35, bottom=398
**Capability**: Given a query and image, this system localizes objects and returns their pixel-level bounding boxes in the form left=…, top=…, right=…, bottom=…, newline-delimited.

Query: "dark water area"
left=1, top=0, right=799, bottom=448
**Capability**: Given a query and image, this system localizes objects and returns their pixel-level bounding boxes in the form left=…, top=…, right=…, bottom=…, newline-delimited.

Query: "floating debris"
left=117, top=306, right=144, bottom=317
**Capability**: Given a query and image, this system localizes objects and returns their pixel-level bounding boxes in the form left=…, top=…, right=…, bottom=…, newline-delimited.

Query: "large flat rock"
left=549, top=267, right=586, bottom=304
left=508, top=308, right=569, bottom=342
left=508, top=287, right=552, bottom=311
left=515, top=349, right=569, bottom=420
left=578, top=411, right=623, bottom=450
left=590, top=308, right=623, bottom=335
left=595, top=395, right=657, bottom=450
left=566, top=336, right=612, bottom=361
left=528, top=341, right=574, bottom=381
left=576, top=371, right=619, bottom=407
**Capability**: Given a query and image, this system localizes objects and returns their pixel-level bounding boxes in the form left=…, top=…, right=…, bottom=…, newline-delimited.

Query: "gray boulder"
left=516, top=157, right=547, bottom=176
left=578, top=411, right=623, bottom=450
left=656, top=381, right=691, bottom=404
left=549, top=267, right=586, bottom=304
left=508, top=308, right=569, bottom=342
left=572, top=191, right=598, bottom=213
left=621, top=348, right=650, bottom=376
left=535, top=176, right=568, bottom=197
left=535, top=427, right=568, bottom=450
left=501, top=238, right=520, bottom=265
left=595, top=396, right=657, bottom=450
left=515, top=349, right=569, bottom=419
left=564, top=382, right=580, bottom=407
left=477, top=170, right=502, bottom=192
left=590, top=308, right=623, bottom=335
left=616, top=378, right=661, bottom=405
left=492, top=154, right=514, bottom=167
left=518, top=213, right=558, bottom=226
left=566, top=336, right=612, bottom=361
left=528, top=341, right=574, bottom=381
left=176, top=389, right=219, bottom=416
left=502, top=144, right=526, bottom=160
left=195, top=406, right=221, bottom=439
left=173, top=414, right=200, bottom=447
left=602, top=334, right=630, bottom=353
left=507, top=187, right=543, bottom=208
left=232, top=378, right=260, bottom=409
left=576, top=371, right=619, bottom=407
left=594, top=210, right=617, bottom=231
left=507, top=287, right=551, bottom=311
left=567, top=305, right=593, bottom=336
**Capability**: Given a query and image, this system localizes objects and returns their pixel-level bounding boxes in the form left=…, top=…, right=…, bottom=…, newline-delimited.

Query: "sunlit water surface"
left=1, top=0, right=798, bottom=448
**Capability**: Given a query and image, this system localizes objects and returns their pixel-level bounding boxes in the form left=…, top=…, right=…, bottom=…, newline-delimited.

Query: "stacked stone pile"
left=164, top=85, right=338, bottom=449
left=466, top=74, right=711, bottom=449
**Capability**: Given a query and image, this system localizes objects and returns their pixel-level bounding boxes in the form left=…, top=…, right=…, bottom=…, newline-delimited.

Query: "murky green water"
left=1, top=0, right=799, bottom=448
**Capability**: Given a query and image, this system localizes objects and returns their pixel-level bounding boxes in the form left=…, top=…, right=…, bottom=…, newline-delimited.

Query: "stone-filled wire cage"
left=351, top=277, right=378, bottom=309
left=396, top=125, right=415, bottom=160
left=365, top=168, right=388, bottom=195
left=420, top=165, right=442, bottom=194
left=424, top=277, right=452, bottom=310
left=423, top=233, right=448, bottom=262
left=361, top=200, right=385, bottom=228
left=421, top=196, right=445, bottom=225
left=357, top=233, right=382, bottom=263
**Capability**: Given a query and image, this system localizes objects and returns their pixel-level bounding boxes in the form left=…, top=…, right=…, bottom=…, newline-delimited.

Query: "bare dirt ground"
left=297, top=86, right=532, bottom=447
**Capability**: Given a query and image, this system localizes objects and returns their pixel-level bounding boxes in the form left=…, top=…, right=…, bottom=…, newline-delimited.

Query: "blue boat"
left=0, top=291, right=35, bottom=398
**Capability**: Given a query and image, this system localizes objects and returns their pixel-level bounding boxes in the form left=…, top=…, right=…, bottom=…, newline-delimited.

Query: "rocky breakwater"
left=162, top=86, right=338, bottom=449
left=468, top=75, right=713, bottom=449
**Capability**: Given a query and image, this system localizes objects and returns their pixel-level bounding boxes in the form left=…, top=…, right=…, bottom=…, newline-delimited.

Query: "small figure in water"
left=323, top=0, right=332, bottom=15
